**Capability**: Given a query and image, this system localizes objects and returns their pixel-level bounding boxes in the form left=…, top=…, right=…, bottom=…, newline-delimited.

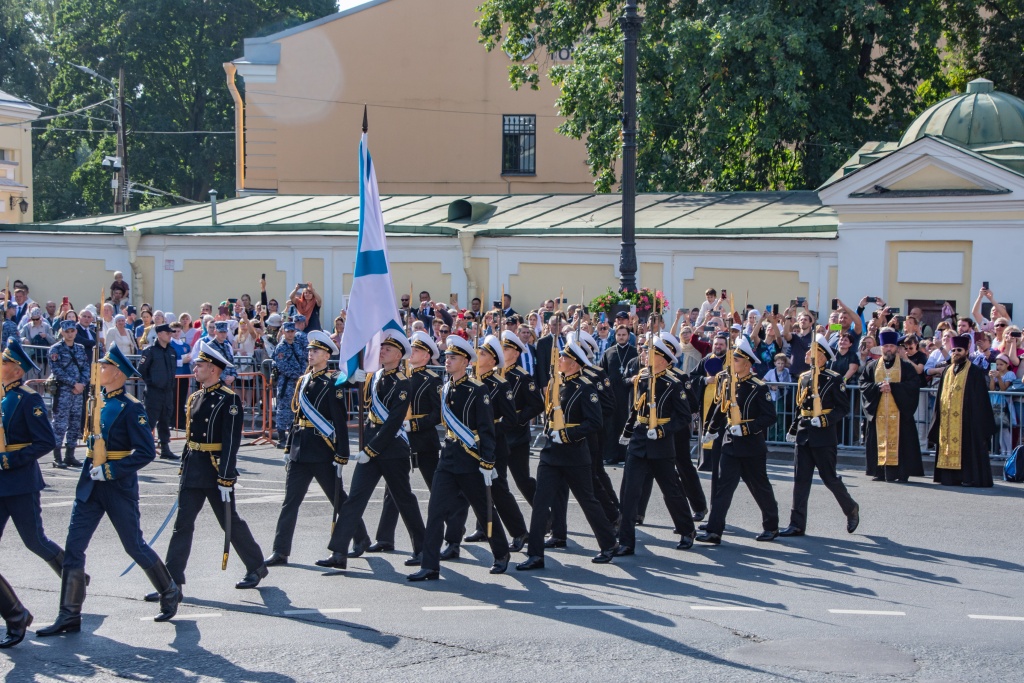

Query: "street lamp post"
left=73, top=63, right=127, bottom=213
left=618, top=0, right=643, bottom=293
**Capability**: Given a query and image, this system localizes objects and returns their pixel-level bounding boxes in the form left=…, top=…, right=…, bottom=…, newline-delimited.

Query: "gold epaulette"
left=218, top=386, right=236, bottom=396
left=126, top=393, right=142, bottom=403
left=493, top=374, right=508, bottom=384
left=396, top=371, right=408, bottom=381
left=21, top=385, right=37, bottom=395
left=823, top=368, right=841, bottom=378
left=578, top=376, right=593, bottom=385
left=468, top=378, right=484, bottom=387
left=750, top=377, right=767, bottom=386
left=425, top=369, right=439, bottom=378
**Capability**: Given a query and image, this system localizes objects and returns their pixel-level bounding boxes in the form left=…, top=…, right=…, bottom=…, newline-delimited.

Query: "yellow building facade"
left=0, top=90, right=40, bottom=225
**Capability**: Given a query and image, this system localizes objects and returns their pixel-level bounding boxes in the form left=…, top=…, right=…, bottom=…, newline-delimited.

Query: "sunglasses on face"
left=995, top=323, right=1007, bottom=328
left=440, top=329, right=450, bottom=334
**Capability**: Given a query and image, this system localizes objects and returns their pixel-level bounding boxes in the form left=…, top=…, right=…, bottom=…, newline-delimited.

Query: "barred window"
left=502, top=115, right=536, bottom=175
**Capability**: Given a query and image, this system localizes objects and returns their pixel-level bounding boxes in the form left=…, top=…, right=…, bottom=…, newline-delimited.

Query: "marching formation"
left=0, top=294, right=1000, bottom=647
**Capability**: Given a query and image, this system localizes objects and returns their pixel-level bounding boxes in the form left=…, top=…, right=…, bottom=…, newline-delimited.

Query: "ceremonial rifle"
left=404, top=283, right=413, bottom=420
left=498, top=285, right=505, bottom=377
left=84, top=287, right=108, bottom=466
left=812, top=287, right=823, bottom=417
left=647, top=294, right=660, bottom=430
left=726, top=293, right=743, bottom=426
left=544, top=288, right=566, bottom=433
left=0, top=278, right=8, bottom=451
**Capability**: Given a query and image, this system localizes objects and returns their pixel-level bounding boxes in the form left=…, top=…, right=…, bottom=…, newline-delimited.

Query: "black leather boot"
left=159, top=443, right=180, bottom=461
left=0, top=574, right=32, bottom=648
left=52, top=448, right=67, bottom=469
left=276, top=430, right=287, bottom=449
left=36, top=568, right=87, bottom=637
left=46, top=550, right=64, bottom=578
left=64, top=445, right=82, bottom=468
left=143, top=562, right=181, bottom=622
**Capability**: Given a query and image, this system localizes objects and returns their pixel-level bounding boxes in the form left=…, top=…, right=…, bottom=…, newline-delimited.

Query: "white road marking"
left=422, top=606, right=498, bottom=612
left=968, top=614, right=1024, bottom=622
left=283, top=608, right=362, bottom=615
left=140, top=613, right=222, bottom=620
left=828, top=609, right=905, bottom=616
left=555, top=605, right=631, bottom=611
left=690, top=605, right=764, bottom=612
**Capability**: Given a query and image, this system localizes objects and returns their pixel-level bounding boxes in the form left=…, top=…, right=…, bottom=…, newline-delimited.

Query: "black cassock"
left=928, top=362, right=996, bottom=488
left=859, top=358, right=924, bottom=481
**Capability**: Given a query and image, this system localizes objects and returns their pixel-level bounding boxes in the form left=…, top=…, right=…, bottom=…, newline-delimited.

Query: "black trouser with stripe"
left=375, top=447, right=463, bottom=547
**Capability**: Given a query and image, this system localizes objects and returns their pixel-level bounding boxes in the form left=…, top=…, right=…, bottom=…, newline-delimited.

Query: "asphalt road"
left=3, top=442, right=1023, bottom=682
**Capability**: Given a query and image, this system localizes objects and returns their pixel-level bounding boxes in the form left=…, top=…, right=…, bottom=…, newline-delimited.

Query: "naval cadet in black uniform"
left=501, top=330, right=544, bottom=508
left=146, top=341, right=269, bottom=598
left=369, top=331, right=461, bottom=555
left=265, top=331, right=368, bottom=566
left=517, top=339, right=619, bottom=570
left=696, top=338, right=780, bottom=545
left=456, top=334, right=529, bottom=551
left=0, top=339, right=64, bottom=576
left=318, top=330, right=425, bottom=571
left=38, top=345, right=180, bottom=637
left=779, top=334, right=860, bottom=537
left=408, top=335, right=510, bottom=581
left=615, top=335, right=696, bottom=556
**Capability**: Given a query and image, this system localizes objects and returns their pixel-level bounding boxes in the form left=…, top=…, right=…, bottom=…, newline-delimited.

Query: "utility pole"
left=115, top=67, right=127, bottom=213
left=618, top=0, right=643, bottom=293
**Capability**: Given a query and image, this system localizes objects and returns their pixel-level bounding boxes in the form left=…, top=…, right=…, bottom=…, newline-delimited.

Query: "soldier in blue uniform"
left=318, top=330, right=425, bottom=571
left=408, top=335, right=510, bottom=581
left=696, top=338, right=780, bottom=545
left=37, top=346, right=180, bottom=637
left=0, top=571, right=31, bottom=648
left=0, top=338, right=64, bottom=581
left=273, top=322, right=306, bottom=448
left=264, top=331, right=369, bottom=566
left=145, top=341, right=269, bottom=598
left=48, top=320, right=90, bottom=469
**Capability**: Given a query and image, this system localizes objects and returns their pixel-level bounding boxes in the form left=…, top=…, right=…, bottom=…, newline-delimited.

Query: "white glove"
left=89, top=465, right=104, bottom=481
left=355, top=451, right=371, bottom=465
left=350, top=369, right=367, bottom=384
left=728, top=425, right=743, bottom=437
left=701, top=433, right=716, bottom=447
left=218, top=485, right=232, bottom=503
left=335, top=462, right=345, bottom=478
left=646, top=428, right=659, bottom=440
left=618, top=435, right=630, bottom=446
left=550, top=431, right=563, bottom=445
left=785, top=433, right=797, bottom=443
left=480, top=467, right=498, bottom=487
left=402, top=420, right=411, bottom=432
left=704, top=376, right=714, bottom=385
left=810, top=416, right=822, bottom=428
left=282, top=451, right=290, bottom=464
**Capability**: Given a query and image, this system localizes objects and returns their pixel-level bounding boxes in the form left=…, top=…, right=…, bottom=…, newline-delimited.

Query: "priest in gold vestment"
left=859, top=329, right=923, bottom=482
left=928, top=335, right=996, bottom=488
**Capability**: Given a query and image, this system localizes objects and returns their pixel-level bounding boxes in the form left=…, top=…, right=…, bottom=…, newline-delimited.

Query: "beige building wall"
left=886, top=240, right=973, bottom=312
left=390, top=262, right=452, bottom=311
left=510, top=263, right=618, bottom=311
left=235, top=0, right=593, bottom=196
left=174, top=259, right=283, bottom=317
left=0, top=101, right=38, bottom=224
left=683, top=268, right=809, bottom=312
left=0, top=258, right=109, bottom=309
left=301, top=258, right=324, bottom=292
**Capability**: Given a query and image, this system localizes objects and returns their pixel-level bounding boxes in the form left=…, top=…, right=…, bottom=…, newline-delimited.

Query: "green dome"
left=899, top=79, right=1024, bottom=149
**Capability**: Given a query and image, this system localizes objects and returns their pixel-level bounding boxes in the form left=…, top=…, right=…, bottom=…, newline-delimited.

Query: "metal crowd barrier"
left=763, top=381, right=1024, bottom=458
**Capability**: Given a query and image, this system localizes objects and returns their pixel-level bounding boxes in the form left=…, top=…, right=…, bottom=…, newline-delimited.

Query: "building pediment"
left=818, top=135, right=1024, bottom=212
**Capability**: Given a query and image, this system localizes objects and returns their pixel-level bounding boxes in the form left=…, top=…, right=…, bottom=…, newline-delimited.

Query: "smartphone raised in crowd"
left=772, top=304, right=779, bottom=315
left=983, top=281, right=989, bottom=290
left=296, top=283, right=307, bottom=290
left=831, top=298, right=839, bottom=310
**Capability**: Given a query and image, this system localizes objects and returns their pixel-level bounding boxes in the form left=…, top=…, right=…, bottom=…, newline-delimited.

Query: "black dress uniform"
left=325, top=367, right=425, bottom=566
left=163, top=379, right=267, bottom=587
left=0, top=372, right=64, bottom=575
left=373, top=365, right=459, bottom=549
left=139, top=334, right=178, bottom=457
left=782, top=366, right=858, bottom=534
left=700, top=372, right=780, bottom=541
left=269, top=368, right=368, bottom=560
left=521, top=369, right=617, bottom=564
left=40, top=360, right=181, bottom=635
left=456, top=368, right=529, bottom=543
left=414, top=371, right=510, bottom=577
left=601, top=340, right=638, bottom=464
left=617, top=366, right=696, bottom=552
left=504, top=363, right=544, bottom=505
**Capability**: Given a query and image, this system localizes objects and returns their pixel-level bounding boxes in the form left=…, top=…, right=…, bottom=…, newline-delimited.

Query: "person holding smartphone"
left=289, top=282, right=323, bottom=332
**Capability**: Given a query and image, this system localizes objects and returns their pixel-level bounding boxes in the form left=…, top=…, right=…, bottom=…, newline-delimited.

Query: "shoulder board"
left=425, top=369, right=439, bottom=378
left=750, top=377, right=767, bottom=386
left=578, top=376, right=593, bottom=385
left=218, top=386, right=236, bottom=396
left=823, top=368, right=841, bottom=377
left=468, top=378, right=484, bottom=387
left=799, top=369, right=813, bottom=380
left=395, top=371, right=408, bottom=381
left=126, top=393, right=143, bottom=404
left=493, top=374, right=508, bottom=384
left=20, top=384, right=37, bottom=395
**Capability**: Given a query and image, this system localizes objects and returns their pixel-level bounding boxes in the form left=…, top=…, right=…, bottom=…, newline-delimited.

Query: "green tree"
left=18, top=0, right=336, bottom=220
left=478, top=0, right=952, bottom=192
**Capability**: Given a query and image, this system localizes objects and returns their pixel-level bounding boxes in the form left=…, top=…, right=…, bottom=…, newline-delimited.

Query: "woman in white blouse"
left=104, top=314, right=138, bottom=356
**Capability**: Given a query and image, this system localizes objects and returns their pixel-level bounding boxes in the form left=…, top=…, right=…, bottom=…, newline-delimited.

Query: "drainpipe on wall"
left=458, top=230, right=477, bottom=306
left=223, top=62, right=245, bottom=194
left=123, top=227, right=144, bottom=306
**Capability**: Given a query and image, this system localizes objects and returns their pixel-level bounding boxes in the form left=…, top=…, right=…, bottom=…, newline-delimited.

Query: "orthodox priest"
left=859, top=329, right=924, bottom=482
left=928, top=335, right=996, bottom=488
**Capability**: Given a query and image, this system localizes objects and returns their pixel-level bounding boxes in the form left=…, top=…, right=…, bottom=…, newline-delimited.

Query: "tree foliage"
left=1, top=0, right=335, bottom=220
left=477, top=0, right=1014, bottom=192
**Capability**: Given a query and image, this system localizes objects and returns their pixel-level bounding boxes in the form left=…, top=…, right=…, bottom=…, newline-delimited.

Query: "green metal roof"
left=7, top=191, right=837, bottom=239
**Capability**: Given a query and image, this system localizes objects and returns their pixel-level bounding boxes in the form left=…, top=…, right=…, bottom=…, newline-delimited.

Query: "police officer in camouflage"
left=48, top=320, right=90, bottom=468
left=273, top=322, right=306, bottom=448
